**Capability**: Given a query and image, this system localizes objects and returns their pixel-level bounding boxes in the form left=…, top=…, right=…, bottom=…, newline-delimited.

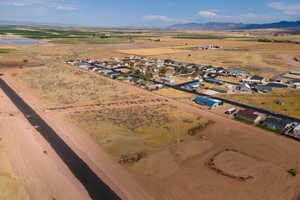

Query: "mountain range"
left=169, top=20, right=300, bottom=30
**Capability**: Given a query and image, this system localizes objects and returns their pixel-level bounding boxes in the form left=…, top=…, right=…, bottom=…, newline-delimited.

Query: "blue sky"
left=0, top=0, right=300, bottom=27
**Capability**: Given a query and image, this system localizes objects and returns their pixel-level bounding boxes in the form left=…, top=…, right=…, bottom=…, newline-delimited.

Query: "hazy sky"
left=0, top=0, right=300, bottom=27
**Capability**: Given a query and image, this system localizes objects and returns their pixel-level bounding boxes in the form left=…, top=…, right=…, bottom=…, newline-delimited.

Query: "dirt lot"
left=1, top=30, right=300, bottom=200
left=0, top=150, right=29, bottom=200
left=119, top=48, right=190, bottom=56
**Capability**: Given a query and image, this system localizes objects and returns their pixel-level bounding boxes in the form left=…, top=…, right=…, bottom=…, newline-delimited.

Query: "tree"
left=133, top=69, right=142, bottom=77
left=159, top=67, right=167, bottom=76
left=180, top=66, right=188, bottom=74
left=144, top=70, right=153, bottom=80
left=288, top=168, right=297, bottom=176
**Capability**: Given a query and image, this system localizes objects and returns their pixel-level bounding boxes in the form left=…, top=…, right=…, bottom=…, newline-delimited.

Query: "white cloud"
left=1, top=0, right=77, bottom=11
left=197, top=11, right=217, bottom=18
left=144, top=15, right=172, bottom=22
left=269, top=2, right=300, bottom=16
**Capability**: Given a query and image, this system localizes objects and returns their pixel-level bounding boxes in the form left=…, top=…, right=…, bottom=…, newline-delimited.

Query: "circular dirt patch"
left=208, top=149, right=263, bottom=181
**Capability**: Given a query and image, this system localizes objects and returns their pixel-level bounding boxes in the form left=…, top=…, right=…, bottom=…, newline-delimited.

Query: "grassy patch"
left=175, top=34, right=247, bottom=40
left=240, top=38, right=300, bottom=45
left=221, top=89, right=300, bottom=119
left=175, top=34, right=227, bottom=40
left=17, top=65, right=141, bottom=105
left=0, top=48, right=15, bottom=54
left=49, top=38, right=130, bottom=45
left=255, top=124, right=284, bottom=135
left=234, top=117, right=254, bottom=125
left=70, top=105, right=209, bottom=160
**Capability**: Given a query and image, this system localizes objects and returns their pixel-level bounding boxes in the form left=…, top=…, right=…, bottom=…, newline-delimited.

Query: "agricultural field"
left=0, top=48, right=15, bottom=54
left=49, top=38, right=131, bottom=45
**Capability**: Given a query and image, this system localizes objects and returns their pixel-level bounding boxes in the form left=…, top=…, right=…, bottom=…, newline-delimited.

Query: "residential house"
left=266, top=83, right=288, bottom=88
left=236, top=83, right=251, bottom=92
left=212, top=87, right=229, bottom=93
left=255, top=85, right=272, bottom=93
left=262, top=118, right=291, bottom=131
left=293, top=125, right=300, bottom=139
left=204, top=78, right=224, bottom=85
left=229, top=69, right=247, bottom=77
left=186, top=82, right=200, bottom=89
left=243, top=75, right=266, bottom=84
left=283, top=71, right=300, bottom=79
left=235, top=109, right=262, bottom=123
left=160, top=77, right=175, bottom=84
left=194, top=96, right=223, bottom=109
left=270, top=75, right=283, bottom=83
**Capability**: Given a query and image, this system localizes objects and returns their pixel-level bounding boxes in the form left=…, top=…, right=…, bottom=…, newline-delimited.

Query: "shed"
left=194, top=96, right=222, bottom=108
left=187, top=82, right=200, bottom=88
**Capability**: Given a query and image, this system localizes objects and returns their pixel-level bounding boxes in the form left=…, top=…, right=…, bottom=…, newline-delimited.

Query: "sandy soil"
left=119, top=48, right=190, bottom=56
left=0, top=81, right=91, bottom=200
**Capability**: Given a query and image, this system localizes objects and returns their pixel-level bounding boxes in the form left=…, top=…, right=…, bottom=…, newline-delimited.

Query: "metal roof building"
left=194, top=96, right=222, bottom=108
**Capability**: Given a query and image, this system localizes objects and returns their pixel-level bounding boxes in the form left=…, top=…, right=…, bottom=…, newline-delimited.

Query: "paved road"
left=0, top=78, right=121, bottom=200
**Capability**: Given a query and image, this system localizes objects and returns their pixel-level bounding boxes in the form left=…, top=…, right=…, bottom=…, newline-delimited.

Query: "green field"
left=0, top=27, right=161, bottom=40
left=0, top=48, right=15, bottom=53
left=174, top=34, right=247, bottom=40
left=49, top=38, right=131, bottom=44
left=240, top=38, right=300, bottom=44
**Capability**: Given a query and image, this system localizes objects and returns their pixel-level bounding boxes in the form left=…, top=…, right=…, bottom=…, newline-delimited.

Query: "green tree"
left=144, top=70, right=153, bottom=80
left=159, top=67, right=167, bottom=76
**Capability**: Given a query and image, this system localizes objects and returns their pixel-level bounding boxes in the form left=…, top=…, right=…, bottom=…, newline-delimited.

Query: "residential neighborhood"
left=67, top=55, right=300, bottom=142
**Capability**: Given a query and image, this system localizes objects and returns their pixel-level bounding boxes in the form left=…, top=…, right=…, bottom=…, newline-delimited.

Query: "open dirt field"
left=0, top=150, right=29, bottom=200
left=119, top=48, right=190, bottom=56
left=1, top=29, right=300, bottom=200
left=70, top=104, right=210, bottom=161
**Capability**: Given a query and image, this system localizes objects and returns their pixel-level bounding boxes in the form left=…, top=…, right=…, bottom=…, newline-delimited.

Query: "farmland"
left=0, top=48, right=15, bottom=53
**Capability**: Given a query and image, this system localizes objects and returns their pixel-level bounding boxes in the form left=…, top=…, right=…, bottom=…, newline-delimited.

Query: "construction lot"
left=1, top=28, right=300, bottom=200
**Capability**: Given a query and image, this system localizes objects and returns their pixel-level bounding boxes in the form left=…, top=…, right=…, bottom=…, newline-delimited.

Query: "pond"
left=0, top=37, right=39, bottom=45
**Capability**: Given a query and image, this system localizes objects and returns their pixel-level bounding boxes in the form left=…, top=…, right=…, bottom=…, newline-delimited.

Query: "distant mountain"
left=0, top=20, right=78, bottom=27
left=169, top=20, right=300, bottom=30
left=169, top=22, right=244, bottom=30
left=241, top=20, right=300, bottom=29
